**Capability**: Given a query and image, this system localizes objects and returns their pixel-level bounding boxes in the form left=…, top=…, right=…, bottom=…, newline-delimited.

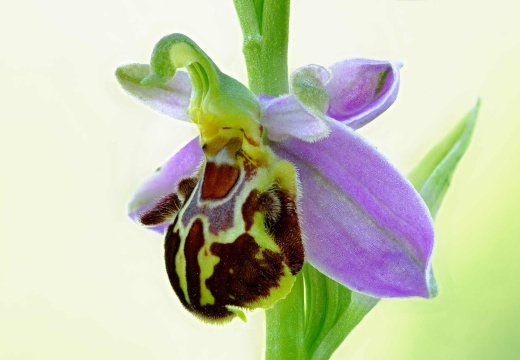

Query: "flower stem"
left=233, top=1, right=303, bottom=359
left=233, top=0, right=290, bottom=96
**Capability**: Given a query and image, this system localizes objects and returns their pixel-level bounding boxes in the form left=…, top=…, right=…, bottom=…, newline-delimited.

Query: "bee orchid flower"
left=116, top=34, right=434, bottom=324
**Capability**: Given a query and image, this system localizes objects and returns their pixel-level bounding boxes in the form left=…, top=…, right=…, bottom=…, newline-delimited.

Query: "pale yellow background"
left=1, top=0, right=519, bottom=359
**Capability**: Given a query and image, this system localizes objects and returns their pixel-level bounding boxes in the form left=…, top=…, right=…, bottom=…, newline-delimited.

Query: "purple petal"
left=128, top=137, right=203, bottom=234
left=116, top=64, right=192, bottom=121
left=272, top=119, right=434, bottom=298
left=325, top=59, right=400, bottom=129
left=259, top=95, right=329, bottom=142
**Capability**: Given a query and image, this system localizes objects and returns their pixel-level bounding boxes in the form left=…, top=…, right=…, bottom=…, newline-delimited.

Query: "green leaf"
left=303, top=264, right=379, bottom=360
left=303, top=263, right=334, bottom=353
left=409, top=100, right=480, bottom=298
left=408, top=100, right=480, bottom=218
left=265, top=272, right=305, bottom=360
left=311, top=291, right=379, bottom=360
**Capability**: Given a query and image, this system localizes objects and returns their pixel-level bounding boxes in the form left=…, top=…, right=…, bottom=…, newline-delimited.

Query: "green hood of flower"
left=140, top=34, right=262, bottom=146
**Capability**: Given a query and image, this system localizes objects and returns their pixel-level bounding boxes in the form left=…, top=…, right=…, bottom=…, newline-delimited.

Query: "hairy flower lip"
left=118, top=55, right=434, bottom=299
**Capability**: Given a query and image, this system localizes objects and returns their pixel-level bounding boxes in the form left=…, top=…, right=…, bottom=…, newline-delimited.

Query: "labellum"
left=135, top=34, right=304, bottom=323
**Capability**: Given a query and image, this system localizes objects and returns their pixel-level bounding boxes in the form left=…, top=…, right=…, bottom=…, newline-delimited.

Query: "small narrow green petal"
left=290, top=65, right=331, bottom=117
left=408, top=100, right=480, bottom=217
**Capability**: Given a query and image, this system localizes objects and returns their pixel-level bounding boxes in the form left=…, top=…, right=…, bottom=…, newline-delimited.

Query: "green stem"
left=233, top=0, right=290, bottom=96
left=265, top=272, right=305, bottom=360
left=234, top=1, right=302, bottom=359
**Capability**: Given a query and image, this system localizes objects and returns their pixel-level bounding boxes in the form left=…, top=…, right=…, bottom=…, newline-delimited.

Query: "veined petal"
left=116, top=64, right=192, bottom=121
left=128, top=137, right=203, bottom=234
left=325, top=59, right=400, bottom=129
left=259, top=94, right=330, bottom=142
left=272, top=119, right=434, bottom=298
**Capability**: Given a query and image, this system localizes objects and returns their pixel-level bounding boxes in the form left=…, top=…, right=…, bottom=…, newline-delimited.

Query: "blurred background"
left=1, top=0, right=519, bottom=359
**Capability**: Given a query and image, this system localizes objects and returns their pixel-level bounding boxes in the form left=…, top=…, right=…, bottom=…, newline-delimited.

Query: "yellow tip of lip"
left=225, top=305, right=248, bottom=322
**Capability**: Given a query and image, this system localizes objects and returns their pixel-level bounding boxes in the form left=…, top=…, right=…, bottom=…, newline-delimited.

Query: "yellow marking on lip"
left=198, top=240, right=219, bottom=306
left=250, top=212, right=282, bottom=253
left=248, top=264, right=295, bottom=310
left=174, top=242, right=190, bottom=305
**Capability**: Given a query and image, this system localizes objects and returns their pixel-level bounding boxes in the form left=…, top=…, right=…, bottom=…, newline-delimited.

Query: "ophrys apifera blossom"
left=117, top=34, right=434, bottom=324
